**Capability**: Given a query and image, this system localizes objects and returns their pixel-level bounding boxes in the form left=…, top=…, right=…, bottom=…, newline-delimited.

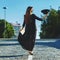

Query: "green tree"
left=0, top=19, right=14, bottom=38
left=40, top=9, right=60, bottom=39
left=0, top=19, right=5, bottom=37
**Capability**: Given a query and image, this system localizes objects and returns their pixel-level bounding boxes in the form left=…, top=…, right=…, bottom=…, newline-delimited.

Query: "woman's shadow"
left=35, top=39, right=60, bottom=49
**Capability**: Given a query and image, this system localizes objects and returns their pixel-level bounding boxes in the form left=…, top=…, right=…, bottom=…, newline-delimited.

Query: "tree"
left=0, top=19, right=14, bottom=38
left=0, top=19, right=5, bottom=37
left=40, top=9, right=60, bottom=39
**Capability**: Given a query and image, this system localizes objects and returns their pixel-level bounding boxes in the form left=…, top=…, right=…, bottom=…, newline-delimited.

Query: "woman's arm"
left=20, top=20, right=25, bottom=31
left=22, top=20, right=25, bottom=28
left=33, top=14, right=43, bottom=21
left=21, top=15, right=26, bottom=29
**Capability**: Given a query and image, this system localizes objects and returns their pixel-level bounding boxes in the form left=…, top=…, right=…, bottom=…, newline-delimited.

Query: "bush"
left=0, top=19, right=14, bottom=38
left=40, top=9, right=60, bottom=39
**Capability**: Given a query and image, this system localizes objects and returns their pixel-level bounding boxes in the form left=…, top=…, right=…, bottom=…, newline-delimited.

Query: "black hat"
left=41, top=9, right=50, bottom=14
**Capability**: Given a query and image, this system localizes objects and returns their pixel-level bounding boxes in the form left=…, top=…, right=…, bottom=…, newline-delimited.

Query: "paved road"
left=0, top=39, right=60, bottom=60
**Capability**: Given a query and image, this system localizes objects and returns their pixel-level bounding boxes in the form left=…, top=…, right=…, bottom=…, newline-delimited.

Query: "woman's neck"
left=30, top=13, right=32, bottom=15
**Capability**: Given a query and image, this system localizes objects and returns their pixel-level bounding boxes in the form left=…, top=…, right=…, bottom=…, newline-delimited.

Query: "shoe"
left=29, top=52, right=33, bottom=55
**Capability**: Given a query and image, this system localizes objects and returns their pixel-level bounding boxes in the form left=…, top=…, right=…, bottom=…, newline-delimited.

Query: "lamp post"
left=3, top=6, right=7, bottom=38
left=3, top=7, right=7, bottom=19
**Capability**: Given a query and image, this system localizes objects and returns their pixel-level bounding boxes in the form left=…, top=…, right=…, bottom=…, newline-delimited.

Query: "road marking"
left=28, top=55, right=33, bottom=60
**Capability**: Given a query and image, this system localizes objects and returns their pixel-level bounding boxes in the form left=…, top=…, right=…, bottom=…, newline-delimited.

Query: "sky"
left=0, top=0, right=60, bottom=39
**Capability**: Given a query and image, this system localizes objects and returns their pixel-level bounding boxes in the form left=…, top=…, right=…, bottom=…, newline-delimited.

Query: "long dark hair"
left=24, top=6, right=33, bottom=24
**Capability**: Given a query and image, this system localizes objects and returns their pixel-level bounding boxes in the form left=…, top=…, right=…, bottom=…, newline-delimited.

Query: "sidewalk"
left=0, top=39, right=60, bottom=60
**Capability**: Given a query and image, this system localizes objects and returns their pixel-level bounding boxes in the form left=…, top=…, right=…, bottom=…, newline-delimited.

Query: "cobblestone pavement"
left=0, top=39, right=60, bottom=60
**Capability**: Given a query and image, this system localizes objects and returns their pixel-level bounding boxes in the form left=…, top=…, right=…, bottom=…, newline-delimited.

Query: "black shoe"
left=29, top=52, right=33, bottom=55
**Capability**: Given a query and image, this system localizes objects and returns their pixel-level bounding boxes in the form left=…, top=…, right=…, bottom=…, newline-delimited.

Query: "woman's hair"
left=24, top=6, right=33, bottom=24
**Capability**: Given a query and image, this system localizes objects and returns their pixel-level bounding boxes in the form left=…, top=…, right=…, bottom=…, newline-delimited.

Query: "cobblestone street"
left=0, top=39, right=60, bottom=60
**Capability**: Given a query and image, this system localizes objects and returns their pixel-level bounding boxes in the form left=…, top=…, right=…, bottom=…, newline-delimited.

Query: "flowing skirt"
left=18, top=26, right=36, bottom=51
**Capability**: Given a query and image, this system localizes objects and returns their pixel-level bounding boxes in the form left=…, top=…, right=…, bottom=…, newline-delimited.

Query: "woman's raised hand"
left=42, top=14, right=48, bottom=20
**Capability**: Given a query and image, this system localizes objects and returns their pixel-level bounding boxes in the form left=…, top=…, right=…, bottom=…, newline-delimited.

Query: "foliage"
left=0, top=19, right=14, bottom=38
left=40, top=9, right=60, bottom=39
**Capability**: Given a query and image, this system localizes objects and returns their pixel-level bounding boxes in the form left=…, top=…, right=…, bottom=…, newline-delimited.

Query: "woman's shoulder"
left=31, top=14, right=37, bottom=18
left=31, top=14, right=36, bottom=17
left=31, top=14, right=35, bottom=16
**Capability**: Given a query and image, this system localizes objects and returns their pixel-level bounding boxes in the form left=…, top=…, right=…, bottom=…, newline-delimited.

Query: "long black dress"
left=18, top=14, right=43, bottom=51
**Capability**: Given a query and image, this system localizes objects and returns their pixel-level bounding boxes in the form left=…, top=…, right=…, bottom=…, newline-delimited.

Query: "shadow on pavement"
left=35, top=40, right=60, bottom=49
left=0, top=39, right=60, bottom=49
left=0, top=55, right=23, bottom=58
left=0, top=43, right=19, bottom=46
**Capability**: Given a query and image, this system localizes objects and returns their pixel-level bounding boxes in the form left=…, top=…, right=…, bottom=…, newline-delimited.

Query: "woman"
left=18, top=6, right=43, bottom=55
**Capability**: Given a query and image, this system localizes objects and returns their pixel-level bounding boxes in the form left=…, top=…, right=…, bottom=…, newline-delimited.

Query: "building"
left=11, top=23, right=21, bottom=37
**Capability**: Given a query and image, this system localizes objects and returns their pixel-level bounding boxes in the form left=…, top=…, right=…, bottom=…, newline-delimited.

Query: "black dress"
left=18, top=14, right=43, bottom=51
